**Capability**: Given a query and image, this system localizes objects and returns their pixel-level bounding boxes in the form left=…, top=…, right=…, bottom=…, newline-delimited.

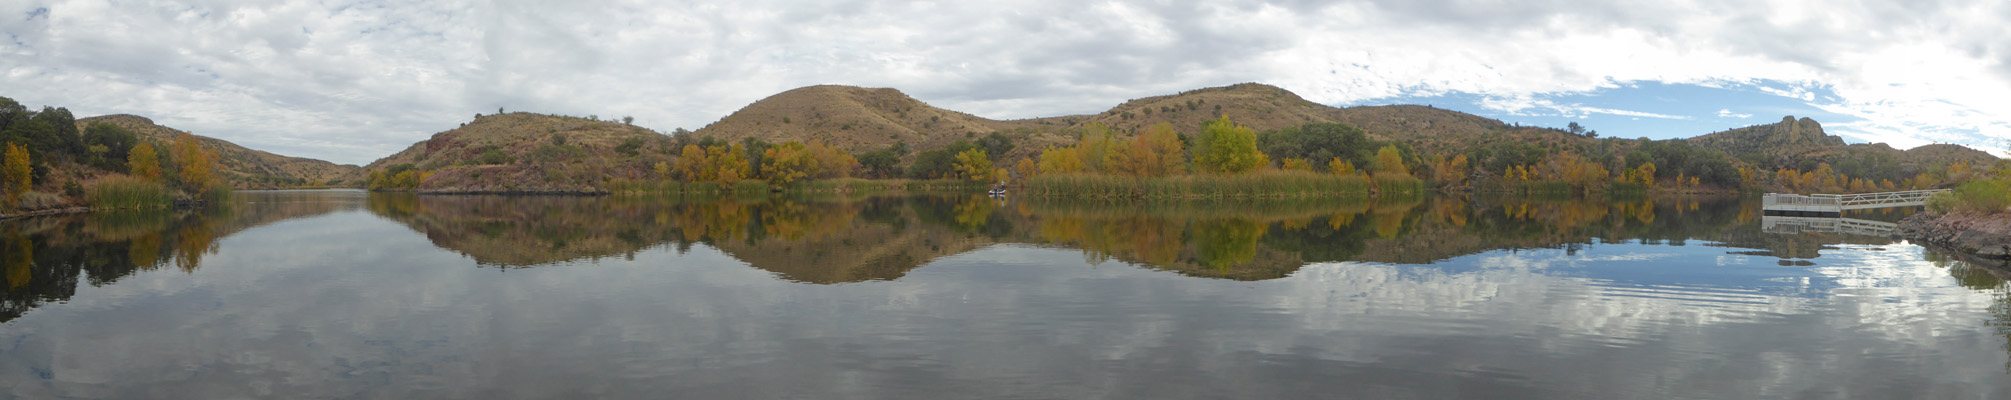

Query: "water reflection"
left=3, top=191, right=2009, bottom=398
left=0, top=190, right=360, bottom=322
left=0, top=192, right=1962, bottom=296
left=345, top=193, right=1952, bottom=283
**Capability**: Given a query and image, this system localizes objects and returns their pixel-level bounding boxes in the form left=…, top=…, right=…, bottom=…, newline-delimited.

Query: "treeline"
left=1, top=96, right=226, bottom=211
left=1014, top=117, right=1424, bottom=198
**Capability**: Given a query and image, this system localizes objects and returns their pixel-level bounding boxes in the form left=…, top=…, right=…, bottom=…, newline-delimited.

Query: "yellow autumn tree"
left=803, top=141, right=857, bottom=179
left=1371, top=144, right=1407, bottom=176
left=710, top=144, right=750, bottom=187
left=1038, top=146, right=1086, bottom=174
left=1634, top=162, right=1656, bottom=187
left=128, top=143, right=162, bottom=181
left=675, top=144, right=710, bottom=181
left=954, top=148, right=994, bottom=183
left=761, top=141, right=812, bottom=185
left=1280, top=158, right=1314, bottom=172
left=1014, top=158, right=1038, bottom=181
left=1328, top=158, right=1356, bottom=176
left=170, top=133, right=218, bottom=190
left=2, top=143, right=29, bottom=203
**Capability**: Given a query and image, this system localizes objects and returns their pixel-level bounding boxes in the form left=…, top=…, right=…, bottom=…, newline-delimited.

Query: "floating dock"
left=1761, top=189, right=1947, bottom=217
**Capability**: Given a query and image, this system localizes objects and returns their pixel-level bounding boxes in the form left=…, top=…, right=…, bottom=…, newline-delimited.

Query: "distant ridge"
left=76, top=114, right=363, bottom=188
left=1688, top=115, right=1996, bottom=170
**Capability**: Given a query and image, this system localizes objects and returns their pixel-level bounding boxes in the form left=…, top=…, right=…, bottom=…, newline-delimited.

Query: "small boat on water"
left=988, top=181, right=1008, bottom=196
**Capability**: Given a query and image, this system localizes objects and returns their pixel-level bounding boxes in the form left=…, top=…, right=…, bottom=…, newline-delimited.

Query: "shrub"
left=476, top=147, right=512, bottom=165
left=615, top=137, right=645, bottom=156
left=1929, top=179, right=2010, bottom=214
left=85, top=176, right=173, bottom=209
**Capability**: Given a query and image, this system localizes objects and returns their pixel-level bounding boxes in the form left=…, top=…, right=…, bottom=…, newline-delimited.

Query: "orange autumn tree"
left=169, top=133, right=219, bottom=191
left=1107, top=122, right=1185, bottom=177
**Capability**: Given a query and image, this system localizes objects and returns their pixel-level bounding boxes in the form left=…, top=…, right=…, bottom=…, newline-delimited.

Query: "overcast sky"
left=3, top=0, right=2006, bottom=165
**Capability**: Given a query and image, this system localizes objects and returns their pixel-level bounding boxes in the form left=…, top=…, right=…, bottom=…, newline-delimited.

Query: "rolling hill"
left=688, top=83, right=1538, bottom=164
left=76, top=114, right=363, bottom=188
left=362, top=112, right=672, bottom=193
left=362, top=82, right=1996, bottom=193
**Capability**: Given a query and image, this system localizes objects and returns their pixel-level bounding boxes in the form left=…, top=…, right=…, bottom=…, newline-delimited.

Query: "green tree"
left=856, top=147, right=901, bottom=179
left=1256, top=122, right=1373, bottom=171
left=1194, top=116, right=1265, bottom=174
left=81, top=122, right=139, bottom=170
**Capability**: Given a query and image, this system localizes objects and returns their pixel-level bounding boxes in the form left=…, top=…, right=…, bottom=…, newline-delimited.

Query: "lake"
left=2, top=189, right=2008, bottom=398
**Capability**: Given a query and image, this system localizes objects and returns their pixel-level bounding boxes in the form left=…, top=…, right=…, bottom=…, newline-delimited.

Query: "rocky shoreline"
left=1897, top=212, right=2011, bottom=260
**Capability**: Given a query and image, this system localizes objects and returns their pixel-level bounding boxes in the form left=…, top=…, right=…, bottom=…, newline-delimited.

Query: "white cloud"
left=1716, top=109, right=1753, bottom=119
left=1478, top=96, right=1691, bottom=120
left=0, top=0, right=2005, bottom=164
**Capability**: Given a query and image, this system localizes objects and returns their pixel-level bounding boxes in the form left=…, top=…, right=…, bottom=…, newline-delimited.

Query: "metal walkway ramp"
left=1762, top=189, right=1946, bottom=216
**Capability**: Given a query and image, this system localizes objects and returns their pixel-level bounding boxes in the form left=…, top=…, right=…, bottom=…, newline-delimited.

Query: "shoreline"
left=0, top=206, right=92, bottom=221
left=1897, top=211, right=2011, bottom=260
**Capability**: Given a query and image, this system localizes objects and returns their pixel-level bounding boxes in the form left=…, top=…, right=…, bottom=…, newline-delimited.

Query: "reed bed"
left=85, top=176, right=174, bottom=209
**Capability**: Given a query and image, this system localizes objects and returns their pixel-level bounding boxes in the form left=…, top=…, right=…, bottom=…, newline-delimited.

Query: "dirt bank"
left=1898, top=212, right=2011, bottom=259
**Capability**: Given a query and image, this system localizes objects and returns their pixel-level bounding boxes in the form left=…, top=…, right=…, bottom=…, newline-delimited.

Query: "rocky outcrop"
left=1687, top=115, right=1846, bottom=159
left=1897, top=212, right=2011, bottom=259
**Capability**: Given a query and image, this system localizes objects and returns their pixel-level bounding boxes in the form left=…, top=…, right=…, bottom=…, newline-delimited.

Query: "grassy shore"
left=1026, top=171, right=1424, bottom=199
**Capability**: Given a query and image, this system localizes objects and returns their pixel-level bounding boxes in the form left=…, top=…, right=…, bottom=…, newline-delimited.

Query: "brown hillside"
left=365, top=112, right=673, bottom=193
left=694, top=85, right=1011, bottom=154
left=76, top=114, right=363, bottom=188
left=1079, top=83, right=1339, bottom=134
left=691, top=83, right=1552, bottom=164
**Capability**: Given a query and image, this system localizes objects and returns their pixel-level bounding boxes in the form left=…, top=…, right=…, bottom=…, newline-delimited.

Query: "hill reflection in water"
left=3, top=190, right=2009, bottom=398
left=353, top=192, right=1930, bottom=283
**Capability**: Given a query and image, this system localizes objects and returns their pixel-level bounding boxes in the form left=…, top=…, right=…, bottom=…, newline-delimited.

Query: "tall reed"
left=85, top=176, right=173, bottom=209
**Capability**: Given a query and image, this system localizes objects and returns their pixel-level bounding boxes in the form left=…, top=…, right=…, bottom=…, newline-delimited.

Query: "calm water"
left=2, top=190, right=2009, bottom=398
